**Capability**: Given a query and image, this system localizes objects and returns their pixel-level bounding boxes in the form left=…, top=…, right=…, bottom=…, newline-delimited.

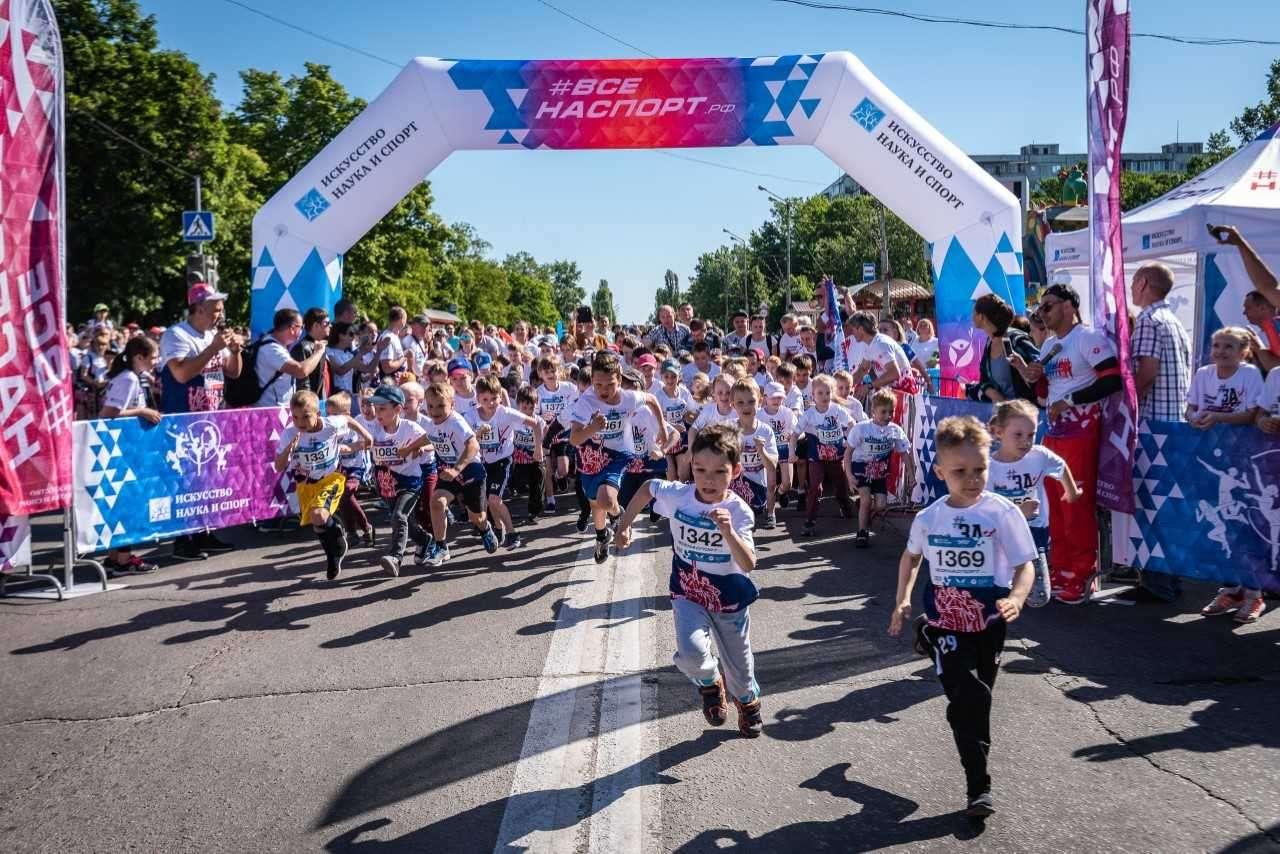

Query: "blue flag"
left=824, top=275, right=847, bottom=371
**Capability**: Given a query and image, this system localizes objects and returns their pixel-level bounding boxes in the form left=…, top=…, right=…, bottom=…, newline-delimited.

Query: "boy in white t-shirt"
left=797, top=375, right=855, bottom=535
left=729, top=379, right=779, bottom=528
left=761, top=381, right=798, bottom=511
left=844, top=388, right=910, bottom=549
left=275, top=390, right=373, bottom=580
left=889, top=415, right=1037, bottom=819
left=615, top=424, right=764, bottom=738
left=422, top=381, right=499, bottom=567
left=468, top=375, right=543, bottom=550
left=366, top=384, right=434, bottom=577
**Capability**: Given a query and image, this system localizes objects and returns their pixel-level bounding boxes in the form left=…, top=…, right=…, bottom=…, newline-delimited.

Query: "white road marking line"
left=494, top=536, right=660, bottom=853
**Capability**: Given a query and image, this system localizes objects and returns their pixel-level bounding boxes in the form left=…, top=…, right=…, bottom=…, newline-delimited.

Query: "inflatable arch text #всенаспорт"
left=250, top=52, right=1024, bottom=382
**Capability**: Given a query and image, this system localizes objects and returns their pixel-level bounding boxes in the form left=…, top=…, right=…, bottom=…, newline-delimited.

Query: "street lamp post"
left=723, top=228, right=749, bottom=315
left=758, top=185, right=792, bottom=311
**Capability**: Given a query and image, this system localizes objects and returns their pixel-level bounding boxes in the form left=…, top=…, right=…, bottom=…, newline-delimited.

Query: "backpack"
left=223, top=337, right=283, bottom=408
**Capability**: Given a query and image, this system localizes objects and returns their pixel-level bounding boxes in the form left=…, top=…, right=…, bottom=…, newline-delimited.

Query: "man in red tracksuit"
left=1015, top=284, right=1122, bottom=604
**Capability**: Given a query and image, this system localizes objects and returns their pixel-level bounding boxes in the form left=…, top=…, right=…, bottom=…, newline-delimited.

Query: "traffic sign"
left=862, top=262, right=876, bottom=283
left=182, top=210, right=215, bottom=242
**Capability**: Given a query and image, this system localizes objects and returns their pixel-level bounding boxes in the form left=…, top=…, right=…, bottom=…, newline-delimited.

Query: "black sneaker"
left=778, top=491, right=790, bottom=509
left=965, top=792, right=995, bottom=818
left=102, top=558, right=128, bottom=578
left=855, top=529, right=870, bottom=549
left=593, top=528, right=613, bottom=564
left=198, top=532, right=235, bottom=554
left=414, top=541, right=431, bottom=565
left=648, top=508, right=661, bottom=525
left=576, top=512, right=590, bottom=534
left=172, top=539, right=208, bottom=562
left=800, top=520, right=816, bottom=537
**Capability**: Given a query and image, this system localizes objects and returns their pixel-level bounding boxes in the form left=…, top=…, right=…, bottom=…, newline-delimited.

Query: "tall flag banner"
left=0, top=0, right=72, bottom=516
left=822, top=275, right=848, bottom=371
left=1086, top=0, right=1136, bottom=513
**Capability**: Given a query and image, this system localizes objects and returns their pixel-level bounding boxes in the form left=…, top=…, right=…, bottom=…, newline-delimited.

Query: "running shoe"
left=504, top=532, right=524, bottom=550
left=101, top=558, right=128, bottom=578
left=171, top=539, right=208, bottom=562
left=699, top=679, right=728, bottom=727
left=778, top=491, right=790, bottom=509
left=326, top=539, right=346, bottom=581
left=593, top=528, right=613, bottom=564
left=649, top=507, right=661, bottom=525
left=734, top=697, right=763, bottom=738
left=199, top=532, right=235, bottom=554
left=123, top=555, right=157, bottom=574
left=576, top=511, right=591, bottom=534
left=838, top=501, right=854, bottom=520
left=800, top=520, right=817, bottom=537
left=1234, top=594, right=1266, bottom=624
left=762, top=512, right=777, bottom=530
left=481, top=525, right=500, bottom=554
left=1201, top=588, right=1245, bottom=616
left=1025, top=560, right=1052, bottom=608
left=543, top=497, right=557, bottom=514
left=965, top=792, right=995, bottom=818
left=379, top=555, right=401, bottom=578
left=426, top=542, right=451, bottom=567
left=414, top=540, right=431, bottom=565
left=855, top=529, right=870, bottom=549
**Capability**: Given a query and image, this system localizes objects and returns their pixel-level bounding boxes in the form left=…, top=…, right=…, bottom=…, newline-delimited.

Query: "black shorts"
left=438, top=466, right=486, bottom=514
left=795, top=436, right=810, bottom=459
left=485, top=458, right=514, bottom=499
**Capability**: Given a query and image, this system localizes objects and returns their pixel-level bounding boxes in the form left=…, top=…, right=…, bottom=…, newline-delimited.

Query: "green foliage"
left=1228, top=58, right=1280, bottom=143
left=503, top=252, right=558, bottom=327
left=591, top=279, right=619, bottom=326
left=543, top=259, right=585, bottom=321
left=650, top=269, right=681, bottom=323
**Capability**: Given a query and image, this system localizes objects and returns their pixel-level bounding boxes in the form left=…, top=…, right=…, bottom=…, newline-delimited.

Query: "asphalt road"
left=1, top=500, right=1278, bottom=853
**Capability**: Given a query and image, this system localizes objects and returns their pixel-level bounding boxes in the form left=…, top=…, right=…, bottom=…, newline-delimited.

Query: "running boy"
left=615, top=424, right=763, bottom=738
left=567, top=351, right=666, bottom=563
left=618, top=368, right=675, bottom=519
left=275, top=390, right=373, bottom=580
left=535, top=356, right=578, bottom=513
left=326, top=391, right=375, bottom=547
left=468, top=374, right=543, bottom=550
left=730, top=379, right=779, bottom=528
left=888, top=415, right=1037, bottom=818
left=422, top=381, right=499, bottom=566
left=986, top=399, right=1080, bottom=607
left=511, top=386, right=547, bottom=523
left=654, top=358, right=698, bottom=482
left=366, top=384, right=433, bottom=577
left=761, top=381, right=798, bottom=509
left=844, top=388, right=911, bottom=548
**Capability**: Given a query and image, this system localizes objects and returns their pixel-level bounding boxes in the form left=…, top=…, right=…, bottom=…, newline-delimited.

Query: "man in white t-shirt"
left=847, top=311, right=915, bottom=394
left=158, top=281, right=244, bottom=415
left=256, top=308, right=329, bottom=407
left=379, top=306, right=409, bottom=379
left=1014, top=284, right=1122, bottom=604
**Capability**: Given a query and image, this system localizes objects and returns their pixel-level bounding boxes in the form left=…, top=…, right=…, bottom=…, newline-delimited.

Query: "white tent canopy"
left=1046, top=121, right=1280, bottom=362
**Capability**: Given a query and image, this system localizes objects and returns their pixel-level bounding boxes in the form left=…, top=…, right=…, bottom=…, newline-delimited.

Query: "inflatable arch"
left=251, top=52, right=1024, bottom=381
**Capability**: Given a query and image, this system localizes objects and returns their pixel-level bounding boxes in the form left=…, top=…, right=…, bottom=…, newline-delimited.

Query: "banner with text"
left=0, top=0, right=73, bottom=515
left=73, top=408, right=294, bottom=554
left=1086, top=0, right=1137, bottom=512
left=0, top=515, right=33, bottom=572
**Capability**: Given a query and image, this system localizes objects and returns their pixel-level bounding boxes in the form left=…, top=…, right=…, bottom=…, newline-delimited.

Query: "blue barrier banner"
left=1130, top=421, right=1280, bottom=591
left=73, top=407, right=295, bottom=554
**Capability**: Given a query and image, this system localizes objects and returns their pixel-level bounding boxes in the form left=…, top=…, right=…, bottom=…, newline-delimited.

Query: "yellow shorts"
left=296, top=471, right=345, bottom=522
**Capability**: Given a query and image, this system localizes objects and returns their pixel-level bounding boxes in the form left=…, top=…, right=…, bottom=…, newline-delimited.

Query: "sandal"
left=734, top=696, right=763, bottom=738
left=699, top=679, right=728, bottom=727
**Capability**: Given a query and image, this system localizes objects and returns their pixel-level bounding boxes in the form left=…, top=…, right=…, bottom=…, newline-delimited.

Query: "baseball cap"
left=93, top=302, right=109, bottom=313
left=473, top=351, right=493, bottom=371
left=148, top=325, right=166, bottom=336
left=621, top=367, right=645, bottom=387
left=749, top=347, right=767, bottom=361
left=369, top=384, right=405, bottom=406
left=447, top=356, right=474, bottom=376
left=635, top=353, right=658, bottom=369
left=187, top=281, right=229, bottom=306
left=764, top=381, right=786, bottom=399
left=660, top=359, right=680, bottom=375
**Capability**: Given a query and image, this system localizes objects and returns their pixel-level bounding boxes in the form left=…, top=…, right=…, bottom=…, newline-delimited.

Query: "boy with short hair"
left=845, top=388, right=911, bottom=548
left=618, top=368, right=674, bottom=521
left=535, top=356, right=578, bottom=513
left=889, top=415, right=1037, bottom=818
left=567, top=351, right=666, bottom=563
left=468, top=375, right=543, bottom=550
left=654, top=358, right=698, bottom=482
left=274, top=390, right=373, bottom=580
left=761, top=382, right=797, bottom=512
left=797, top=374, right=855, bottom=535
left=615, top=424, right=763, bottom=738
left=681, top=341, right=721, bottom=388
left=730, top=380, right=779, bottom=528
left=511, top=386, right=547, bottom=522
left=422, top=381, right=498, bottom=565
left=365, top=384, right=434, bottom=578
left=326, top=391, right=375, bottom=547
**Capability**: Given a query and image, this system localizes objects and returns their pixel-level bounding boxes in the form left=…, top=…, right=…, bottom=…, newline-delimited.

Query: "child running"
left=760, top=382, right=798, bottom=510
left=422, top=381, right=499, bottom=566
left=844, top=388, right=911, bottom=549
left=274, top=390, right=373, bottom=580
left=618, top=368, right=675, bottom=522
left=326, top=391, right=375, bottom=547
left=366, top=384, right=434, bottom=577
left=567, top=351, right=666, bottom=563
left=511, top=386, right=548, bottom=523
left=889, top=415, right=1037, bottom=818
left=615, top=424, right=763, bottom=738
left=986, top=400, right=1080, bottom=608
left=654, top=358, right=698, bottom=482
left=798, top=374, right=855, bottom=536
left=535, top=356, right=579, bottom=514
left=730, top=379, right=779, bottom=528
left=468, top=375, right=543, bottom=550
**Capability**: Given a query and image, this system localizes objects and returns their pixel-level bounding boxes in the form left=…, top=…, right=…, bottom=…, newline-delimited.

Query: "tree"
left=456, top=257, right=511, bottom=326
left=591, top=279, right=619, bottom=325
left=651, top=269, right=681, bottom=323
left=1228, top=58, right=1280, bottom=143
left=543, top=259, right=585, bottom=321
left=503, top=253, right=558, bottom=328
left=58, top=0, right=259, bottom=322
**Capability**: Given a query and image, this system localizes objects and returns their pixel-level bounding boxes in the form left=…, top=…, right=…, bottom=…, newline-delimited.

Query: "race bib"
left=926, top=533, right=995, bottom=588
left=817, top=427, right=844, bottom=445
left=371, top=442, right=401, bottom=465
left=433, top=437, right=458, bottom=463
left=475, top=424, right=498, bottom=453
left=600, top=413, right=624, bottom=442
left=741, top=447, right=762, bottom=472
left=295, top=443, right=334, bottom=473
left=673, top=509, right=729, bottom=564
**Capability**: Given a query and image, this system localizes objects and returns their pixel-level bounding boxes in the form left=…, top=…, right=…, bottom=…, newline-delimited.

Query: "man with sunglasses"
left=1014, top=283, right=1121, bottom=605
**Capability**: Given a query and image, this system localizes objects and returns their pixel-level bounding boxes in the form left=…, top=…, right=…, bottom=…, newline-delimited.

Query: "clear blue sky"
left=141, top=0, right=1278, bottom=322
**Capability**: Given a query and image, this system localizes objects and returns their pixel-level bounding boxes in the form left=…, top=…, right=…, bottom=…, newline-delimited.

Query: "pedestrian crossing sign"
left=182, top=210, right=215, bottom=242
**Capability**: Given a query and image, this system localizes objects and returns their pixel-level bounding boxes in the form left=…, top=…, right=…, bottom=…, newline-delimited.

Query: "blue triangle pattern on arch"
left=251, top=247, right=342, bottom=336
left=498, top=130, right=519, bottom=145
left=740, top=53, right=826, bottom=146
left=996, top=232, right=1015, bottom=253
left=799, top=98, right=821, bottom=118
